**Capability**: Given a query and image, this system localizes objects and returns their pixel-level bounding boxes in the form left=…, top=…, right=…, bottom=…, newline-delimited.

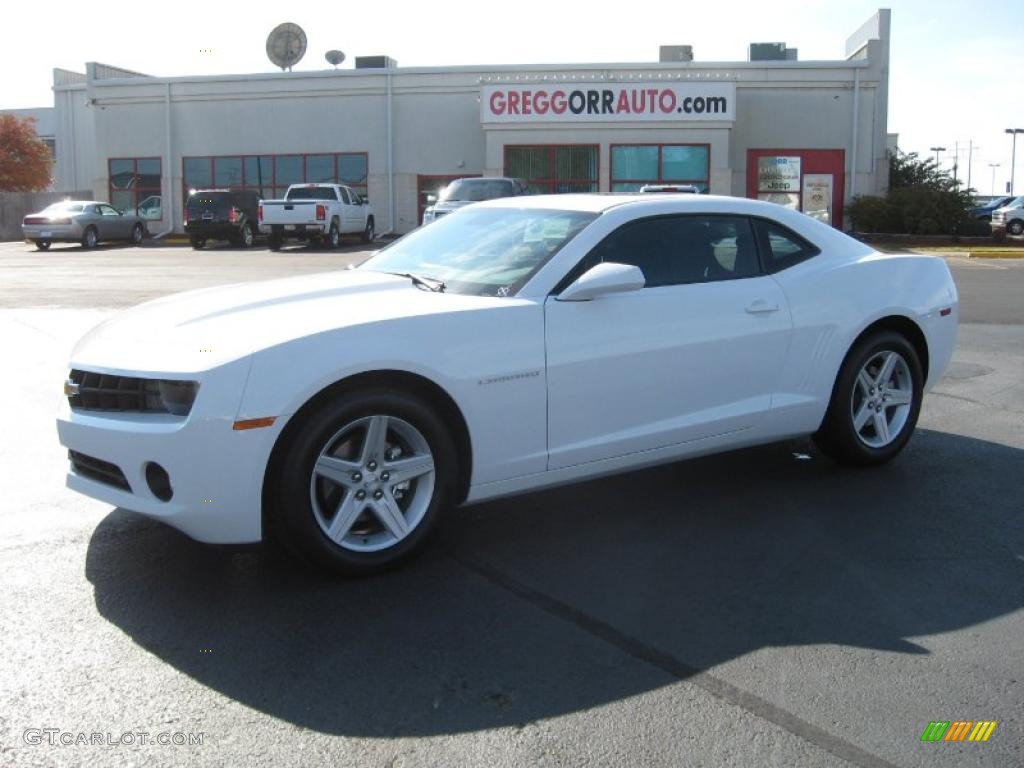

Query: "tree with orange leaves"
left=0, top=114, right=52, bottom=192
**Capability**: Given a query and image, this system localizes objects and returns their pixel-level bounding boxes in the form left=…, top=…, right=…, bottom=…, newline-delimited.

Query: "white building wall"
left=49, top=10, right=892, bottom=234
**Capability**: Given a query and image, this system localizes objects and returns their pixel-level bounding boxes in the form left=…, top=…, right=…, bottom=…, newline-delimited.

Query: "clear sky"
left=4, top=0, right=1023, bottom=195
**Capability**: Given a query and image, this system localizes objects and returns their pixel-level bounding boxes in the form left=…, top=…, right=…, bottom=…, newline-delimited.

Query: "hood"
left=69, top=269, right=497, bottom=375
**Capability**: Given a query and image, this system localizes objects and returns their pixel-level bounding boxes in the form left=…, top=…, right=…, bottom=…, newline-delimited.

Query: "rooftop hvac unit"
left=659, top=45, right=694, bottom=63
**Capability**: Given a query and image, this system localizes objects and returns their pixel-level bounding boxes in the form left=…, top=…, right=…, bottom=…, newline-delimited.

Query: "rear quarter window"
left=753, top=219, right=821, bottom=273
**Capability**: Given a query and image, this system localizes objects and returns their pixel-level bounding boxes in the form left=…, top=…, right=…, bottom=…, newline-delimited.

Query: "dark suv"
left=184, top=190, right=261, bottom=249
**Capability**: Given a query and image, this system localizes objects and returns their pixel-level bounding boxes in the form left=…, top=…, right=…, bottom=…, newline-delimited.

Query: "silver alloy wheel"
left=242, top=223, right=254, bottom=246
left=309, top=414, right=436, bottom=552
left=365, top=220, right=374, bottom=241
left=84, top=228, right=97, bottom=248
left=131, top=224, right=143, bottom=243
left=850, top=350, right=914, bottom=448
left=329, top=223, right=340, bottom=248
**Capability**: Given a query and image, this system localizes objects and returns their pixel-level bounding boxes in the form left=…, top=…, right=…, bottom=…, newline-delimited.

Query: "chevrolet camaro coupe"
left=57, top=195, right=958, bottom=573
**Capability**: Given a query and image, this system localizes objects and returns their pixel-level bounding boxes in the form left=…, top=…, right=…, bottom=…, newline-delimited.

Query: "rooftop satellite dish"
left=325, top=50, right=346, bottom=68
left=266, top=23, right=307, bottom=71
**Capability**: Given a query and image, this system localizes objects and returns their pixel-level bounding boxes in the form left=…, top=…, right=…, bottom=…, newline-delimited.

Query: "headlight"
left=423, top=207, right=434, bottom=223
left=156, top=380, right=200, bottom=416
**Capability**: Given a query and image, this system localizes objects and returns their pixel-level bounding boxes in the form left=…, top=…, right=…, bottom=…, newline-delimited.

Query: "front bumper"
left=55, top=359, right=278, bottom=544
left=23, top=223, right=82, bottom=242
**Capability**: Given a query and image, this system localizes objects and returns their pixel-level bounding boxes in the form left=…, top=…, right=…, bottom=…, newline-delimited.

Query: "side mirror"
left=557, top=262, right=645, bottom=302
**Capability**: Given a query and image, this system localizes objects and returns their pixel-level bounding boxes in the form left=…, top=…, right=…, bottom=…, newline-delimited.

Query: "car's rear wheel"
left=1009, top=219, right=1024, bottom=236
left=190, top=236, right=206, bottom=250
left=814, top=331, right=923, bottom=465
left=268, top=389, right=457, bottom=574
left=362, top=217, right=375, bottom=243
left=130, top=223, right=144, bottom=244
left=328, top=220, right=340, bottom=249
left=34, top=240, right=51, bottom=251
left=239, top=222, right=255, bottom=248
left=81, top=226, right=98, bottom=249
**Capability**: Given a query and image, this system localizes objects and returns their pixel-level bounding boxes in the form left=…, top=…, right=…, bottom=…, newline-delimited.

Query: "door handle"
left=745, top=300, right=780, bottom=314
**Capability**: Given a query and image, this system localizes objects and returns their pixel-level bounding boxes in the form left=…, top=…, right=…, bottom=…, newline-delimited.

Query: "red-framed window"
left=108, top=157, right=162, bottom=221
left=504, top=145, right=599, bottom=194
left=610, top=144, right=710, bottom=193
left=182, top=152, right=368, bottom=202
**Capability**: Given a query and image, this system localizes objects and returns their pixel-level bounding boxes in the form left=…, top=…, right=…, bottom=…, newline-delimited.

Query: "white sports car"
left=57, top=195, right=958, bottom=573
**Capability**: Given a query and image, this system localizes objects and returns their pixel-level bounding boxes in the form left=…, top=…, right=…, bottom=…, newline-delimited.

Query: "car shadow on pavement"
left=85, top=428, right=1024, bottom=737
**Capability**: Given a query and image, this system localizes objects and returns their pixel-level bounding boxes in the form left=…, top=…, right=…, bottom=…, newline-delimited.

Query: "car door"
left=544, top=214, right=792, bottom=470
left=338, top=186, right=360, bottom=232
left=98, top=204, right=128, bottom=239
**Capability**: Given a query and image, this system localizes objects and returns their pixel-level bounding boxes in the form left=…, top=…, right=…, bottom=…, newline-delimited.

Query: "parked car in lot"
left=422, top=177, right=530, bottom=224
left=259, top=183, right=374, bottom=249
left=971, top=195, right=1014, bottom=221
left=184, top=190, right=261, bottom=249
left=22, top=200, right=146, bottom=250
left=991, top=196, right=1024, bottom=236
left=57, top=194, right=958, bottom=575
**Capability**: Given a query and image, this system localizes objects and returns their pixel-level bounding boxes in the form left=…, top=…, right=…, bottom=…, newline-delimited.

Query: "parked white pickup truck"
left=259, top=183, right=375, bottom=249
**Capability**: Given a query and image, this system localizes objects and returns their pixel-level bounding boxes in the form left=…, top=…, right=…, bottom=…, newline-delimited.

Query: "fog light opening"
left=145, top=462, right=173, bottom=502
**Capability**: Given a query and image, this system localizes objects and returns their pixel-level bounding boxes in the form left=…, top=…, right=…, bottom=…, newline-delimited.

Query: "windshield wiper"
left=385, top=272, right=446, bottom=293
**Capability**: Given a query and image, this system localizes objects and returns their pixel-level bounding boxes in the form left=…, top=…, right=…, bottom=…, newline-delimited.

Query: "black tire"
left=239, top=222, right=255, bottom=248
left=190, top=235, right=206, bottom=250
left=130, top=223, right=144, bottom=244
left=267, top=388, right=458, bottom=575
left=327, top=219, right=340, bottom=249
left=813, top=330, right=923, bottom=466
left=362, top=216, right=375, bottom=244
left=34, top=240, right=51, bottom=251
left=268, top=234, right=283, bottom=251
left=81, top=226, right=98, bottom=249
left=1008, top=219, right=1024, bottom=236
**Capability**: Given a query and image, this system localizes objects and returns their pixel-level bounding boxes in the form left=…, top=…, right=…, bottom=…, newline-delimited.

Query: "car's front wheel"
left=362, top=217, right=375, bottom=243
left=814, top=331, right=923, bottom=465
left=268, top=389, right=457, bottom=574
left=1008, top=219, right=1024, bottom=236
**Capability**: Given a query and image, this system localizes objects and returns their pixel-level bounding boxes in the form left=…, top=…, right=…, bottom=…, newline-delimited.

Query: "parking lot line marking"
left=452, top=552, right=901, bottom=768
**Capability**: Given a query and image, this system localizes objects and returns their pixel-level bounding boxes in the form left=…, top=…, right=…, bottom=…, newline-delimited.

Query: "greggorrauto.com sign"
left=481, top=82, right=736, bottom=123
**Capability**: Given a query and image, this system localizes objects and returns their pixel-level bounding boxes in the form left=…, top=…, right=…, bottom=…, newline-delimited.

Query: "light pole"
left=989, top=163, right=1001, bottom=196
left=1007, top=129, right=1024, bottom=196
left=930, top=146, right=946, bottom=170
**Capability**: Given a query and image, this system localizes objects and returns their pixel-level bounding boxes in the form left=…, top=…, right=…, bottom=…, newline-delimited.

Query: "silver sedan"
left=22, top=200, right=147, bottom=250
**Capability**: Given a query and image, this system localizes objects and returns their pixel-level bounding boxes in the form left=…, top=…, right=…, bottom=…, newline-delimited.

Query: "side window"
left=338, top=187, right=352, bottom=205
left=754, top=219, right=820, bottom=273
left=577, top=215, right=760, bottom=289
left=100, top=205, right=120, bottom=216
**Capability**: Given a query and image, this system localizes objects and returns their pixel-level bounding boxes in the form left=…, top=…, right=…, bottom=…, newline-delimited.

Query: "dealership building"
left=49, top=10, right=891, bottom=235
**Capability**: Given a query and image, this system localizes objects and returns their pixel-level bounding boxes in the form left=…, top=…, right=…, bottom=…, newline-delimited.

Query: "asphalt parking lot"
left=0, top=240, right=1021, bottom=767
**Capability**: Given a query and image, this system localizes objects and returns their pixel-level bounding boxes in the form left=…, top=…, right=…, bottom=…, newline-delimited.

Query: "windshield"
left=286, top=187, right=339, bottom=201
left=359, top=207, right=597, bottom=296
left=439, top=179, right=514, bottom=203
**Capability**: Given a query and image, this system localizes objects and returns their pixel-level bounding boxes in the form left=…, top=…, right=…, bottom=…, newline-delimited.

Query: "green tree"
left=0, top=115, right=52, bottom=192
left=848, top=150, right=981, bottom=236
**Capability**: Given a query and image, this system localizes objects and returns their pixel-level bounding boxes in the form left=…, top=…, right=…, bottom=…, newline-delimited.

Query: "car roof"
left=46, top=200, right=104, bottom=206
left=471, top=193, right=784, bottom=215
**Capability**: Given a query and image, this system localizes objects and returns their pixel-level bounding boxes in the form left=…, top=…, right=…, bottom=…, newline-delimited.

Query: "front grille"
left=68, top=369, right=164, bottom=413
left=69, top=450, right=132, bottom=492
